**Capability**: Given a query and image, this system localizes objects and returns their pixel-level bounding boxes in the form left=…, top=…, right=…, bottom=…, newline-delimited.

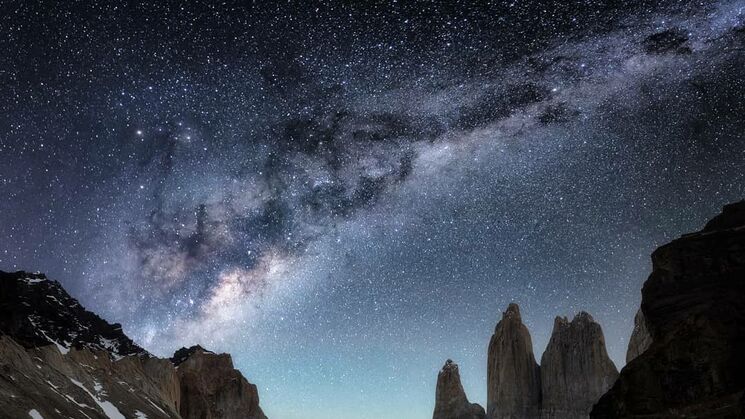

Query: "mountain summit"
left=0, top=270, right=148, bottom=358
left=0, top=270, right=267, bottom=419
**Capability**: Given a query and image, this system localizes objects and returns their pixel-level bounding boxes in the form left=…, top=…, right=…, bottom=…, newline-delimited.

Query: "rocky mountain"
left=624, top=308, right=651, bottom=364
left=0, top=270, right=148, bottom=358
left=0, top=270, right=267, bottom=419
left=540, top=312, right=618, bottom=418
left=433, top=359, right=486, bottom=419
left=592, top=201, right=745, bottom=418
left=487, top=303, right=542, bottom=419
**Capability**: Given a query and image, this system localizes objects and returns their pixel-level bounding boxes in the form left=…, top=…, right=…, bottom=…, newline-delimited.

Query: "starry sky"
left=1, top=1, right=745, bottom=418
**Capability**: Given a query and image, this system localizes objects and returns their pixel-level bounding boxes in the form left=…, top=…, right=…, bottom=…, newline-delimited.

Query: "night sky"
left=1, top=1, right=744, bottom=418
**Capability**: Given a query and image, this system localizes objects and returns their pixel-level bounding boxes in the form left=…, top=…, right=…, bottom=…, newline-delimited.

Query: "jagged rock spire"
left=540, top=312, right=618, bottom=418
left=487, top=303, right=542, bottom=418
left=433, top=359, right=486, bottom=419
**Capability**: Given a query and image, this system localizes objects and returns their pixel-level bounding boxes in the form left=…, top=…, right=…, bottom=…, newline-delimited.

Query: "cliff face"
left=433, top=360, right=486, bottom=419
left=176, top=346, right=267, bottom=419
left=0, top=270, right=267, bottom=419
left=540, top=313, right=618, bottom=418
left=592, top=201, right=745, bottom=418
left=625, top=308, right=652, bottom=364
left=487, top=303, right=542, bottom=419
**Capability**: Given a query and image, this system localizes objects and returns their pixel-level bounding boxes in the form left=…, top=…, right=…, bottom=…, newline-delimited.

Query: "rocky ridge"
left=0, top=270, right=147, bottom=358
left=0, top=270, right=267, bottom=419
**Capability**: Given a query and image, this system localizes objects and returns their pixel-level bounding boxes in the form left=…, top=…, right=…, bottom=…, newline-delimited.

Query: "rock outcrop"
left=0, top=270, right=268, bottom=419
left=592, top=201, right=745, bottom=418
left=625, top=308, right=652, bottom=364
left=175, top=345, right=268, bottom=419
left=433, top=359, right=486, bottom=419
left=487, top=303, right=542, bottom=419
left=540, top=312, right=618, bottom=418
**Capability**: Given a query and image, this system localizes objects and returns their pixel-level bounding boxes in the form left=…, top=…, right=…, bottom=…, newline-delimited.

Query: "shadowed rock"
left=0, top=270, right=148, bottom=358
left=433, top=359, right=486, bottom=419
left=625, top=308, right=652, bottom=364
left=592, top=201, right=745, bottom=418
left=540, top=312, right=618, bottom=418
left=487, top=303, right=542, bottom=419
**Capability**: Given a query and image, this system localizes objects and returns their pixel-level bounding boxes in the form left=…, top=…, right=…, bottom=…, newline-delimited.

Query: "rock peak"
left=171, top=345, right=214, bottom=366
left=572, top=311, right=594, bottom=323
left=442, top=359, right=456, bottom=371
left=0, top=270, right=148, bottom=358
left=433, top=359, right=485, bottom=419
left=488, top=303, right=541, bottom=419
left=541, top=311, right=618, bottom=418
left=503, top=302, right=522, bottom=321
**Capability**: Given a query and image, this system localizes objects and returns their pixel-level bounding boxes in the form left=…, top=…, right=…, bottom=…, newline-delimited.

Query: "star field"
left=1, top=1, right=745, bottom=418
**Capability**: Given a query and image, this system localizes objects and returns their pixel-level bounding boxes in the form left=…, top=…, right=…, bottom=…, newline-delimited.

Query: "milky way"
left=1, top=1, right=744, bottom=418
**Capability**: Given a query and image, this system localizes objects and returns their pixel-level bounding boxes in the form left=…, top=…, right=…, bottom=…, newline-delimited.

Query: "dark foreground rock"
left=0, top=270, right=147, bottom=358
left=433, top=359, right=486, bottom=419
left=592, top=201, right=745, bottom=418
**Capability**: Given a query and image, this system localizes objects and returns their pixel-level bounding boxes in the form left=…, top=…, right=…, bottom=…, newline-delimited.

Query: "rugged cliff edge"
left=540, top=312, right=618, bottom=418
left=0, top=270, right=267, bottom=419
left=591, top=201, right=745, bottom=418
left=433, top=359, right=486, bottom=419
left=487, top=303, right=542, bottom=419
